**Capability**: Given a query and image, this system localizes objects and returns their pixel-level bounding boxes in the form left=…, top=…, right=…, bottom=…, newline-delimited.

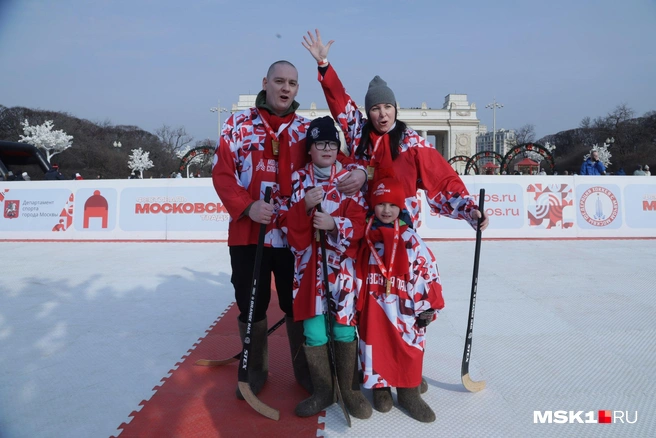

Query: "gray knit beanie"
left=364, top=76, right=396, bottom=114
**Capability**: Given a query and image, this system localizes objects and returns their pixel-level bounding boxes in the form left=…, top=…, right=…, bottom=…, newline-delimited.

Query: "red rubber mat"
left=113, top=299, right=322, bottom=437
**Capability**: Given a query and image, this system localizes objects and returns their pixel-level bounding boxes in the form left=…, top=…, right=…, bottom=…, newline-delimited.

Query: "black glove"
left=417, top=309, right=435, bottom=328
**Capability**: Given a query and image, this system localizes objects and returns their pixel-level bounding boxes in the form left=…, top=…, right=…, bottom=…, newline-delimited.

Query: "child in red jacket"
left=356, top=177, right=444, bottom=423
left=280, top=116, right=371, bottom=419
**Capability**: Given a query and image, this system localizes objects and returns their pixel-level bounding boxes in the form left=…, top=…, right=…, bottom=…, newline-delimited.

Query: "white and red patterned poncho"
left=318, top=64, right=479, bottom=229
left=355, top=217, right=445, bottom=389
left=279, top=162, right=367, bottom=324
left=212, top=105, right=310, bottom=247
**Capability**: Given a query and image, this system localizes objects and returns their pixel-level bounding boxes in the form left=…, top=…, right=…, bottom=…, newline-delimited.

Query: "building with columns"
left=231, top=94, right=480, bottom=160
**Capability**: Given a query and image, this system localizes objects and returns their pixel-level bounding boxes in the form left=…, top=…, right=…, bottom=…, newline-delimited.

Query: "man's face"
left=591, top=151, right=599, bottom=161
left=262, top=63, right=299, bottom=115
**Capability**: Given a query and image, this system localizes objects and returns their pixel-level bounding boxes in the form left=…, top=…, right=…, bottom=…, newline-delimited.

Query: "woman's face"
left=368, top=103, right=396, bottom=133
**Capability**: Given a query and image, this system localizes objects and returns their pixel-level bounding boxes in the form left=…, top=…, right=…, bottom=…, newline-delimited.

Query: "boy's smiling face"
left=308, top=142, right=338, bottom=168
left=374, top=202, right=400, bottom=224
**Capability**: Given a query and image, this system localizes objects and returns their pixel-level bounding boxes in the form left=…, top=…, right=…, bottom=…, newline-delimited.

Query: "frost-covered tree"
left=128, top=148, right=154, bottom=178
left=19, top=119, right=73, bottom=161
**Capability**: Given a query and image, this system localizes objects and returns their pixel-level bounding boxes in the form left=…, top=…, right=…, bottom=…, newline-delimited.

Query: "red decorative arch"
left=465, top=151, right=504, bottom=175
left=501, top=143, right=555, bottom=174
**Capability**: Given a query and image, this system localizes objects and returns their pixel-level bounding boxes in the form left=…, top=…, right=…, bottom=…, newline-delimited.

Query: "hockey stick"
left=461, top=188, right=487, bottom=393
left=317, top=205, right=351, bottom=427
left=237, top=186, right=280, bottom=420
left=195, top=317, right=285, bottom=366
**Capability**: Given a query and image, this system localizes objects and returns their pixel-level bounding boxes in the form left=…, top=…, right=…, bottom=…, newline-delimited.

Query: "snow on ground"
left=0, top=240, right=654, bottom=437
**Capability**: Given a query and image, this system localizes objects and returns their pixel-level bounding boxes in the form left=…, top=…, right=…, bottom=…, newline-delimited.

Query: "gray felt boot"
left=334, top=340, right=373, bottom=419
left=285, top=316, right=313, bottom=394
left=235, top=317, right=268, bottom=400
left=294, top=344, right=335, bottom=417
left=373, top=387, right=393, bottom=413
left=421, top=376, right=428, bottom=394
left=397, top=385, right=436, bottom=423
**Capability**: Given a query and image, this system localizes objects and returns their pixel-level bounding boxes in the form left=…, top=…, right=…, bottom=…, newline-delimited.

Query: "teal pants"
left=303, top=314, right=355, bottom=346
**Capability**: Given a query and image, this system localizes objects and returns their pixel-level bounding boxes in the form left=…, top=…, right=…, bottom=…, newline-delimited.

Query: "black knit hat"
left=365, top=76, right=396, bottom=114
left=306, top=116, right=340, bottom=151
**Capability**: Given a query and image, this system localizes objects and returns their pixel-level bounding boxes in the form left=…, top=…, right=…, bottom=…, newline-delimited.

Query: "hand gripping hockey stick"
left=461, top=188, right=487, bottom=392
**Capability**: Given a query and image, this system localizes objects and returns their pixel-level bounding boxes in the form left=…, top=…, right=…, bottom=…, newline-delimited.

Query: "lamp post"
left=485, top=98, right=503, bottom=154
left=210, top=100, right=229, bottom=139
left=113, top=141, right=122, bottom=148
left=605, top=137, right=615, bottom=147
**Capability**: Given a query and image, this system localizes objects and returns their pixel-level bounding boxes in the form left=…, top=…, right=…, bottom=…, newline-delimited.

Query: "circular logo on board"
left=579, top=186, right=619, bottom=227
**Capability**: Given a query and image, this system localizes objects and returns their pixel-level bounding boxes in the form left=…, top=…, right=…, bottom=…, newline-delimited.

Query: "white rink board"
left=1, top=175, right=654, bottom=240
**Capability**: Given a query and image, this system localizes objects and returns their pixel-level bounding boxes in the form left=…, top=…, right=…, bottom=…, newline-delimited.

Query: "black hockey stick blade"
left=195, top=317, right=285, bottom=366
left=238, top=187, right=280, bottom=420
left=317, top=205, right=351, bottom=427
left=461, top=188, right=487, bottom=393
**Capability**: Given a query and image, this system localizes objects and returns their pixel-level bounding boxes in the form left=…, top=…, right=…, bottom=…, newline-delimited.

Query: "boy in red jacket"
left=280, top=116, right=371, bottom=419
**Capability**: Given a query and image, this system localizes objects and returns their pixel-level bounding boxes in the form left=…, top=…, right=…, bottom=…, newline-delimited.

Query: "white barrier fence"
left=1, top=176, right=655, bottom=240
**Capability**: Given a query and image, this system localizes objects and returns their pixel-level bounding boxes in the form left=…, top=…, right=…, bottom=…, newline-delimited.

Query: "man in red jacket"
left=212, top=60, right=313, bottom=399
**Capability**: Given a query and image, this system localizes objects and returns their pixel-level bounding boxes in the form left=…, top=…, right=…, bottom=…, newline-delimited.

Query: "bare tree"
left=507, top=123, right=536, bottom=148
left=155, top=125, right=194, bottom=159
left=579, top=117, right=591, bottom=130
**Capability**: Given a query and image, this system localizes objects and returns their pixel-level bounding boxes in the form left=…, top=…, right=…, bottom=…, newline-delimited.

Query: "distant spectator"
left=645, top=165, right=651, bottom=176
left=616, top=167, right=626, bottom=176
left=175, top=172, right=183, bottom=178
left=128, top=170, right=139, bottom=179
left=45, top=165, right=66, bottom=180
left=563, top=170, right=569, bottom=175
left=580, top=150, right=606, bottom=175
left=75, top=173, right=83, bottom=180
left=633, top=165, right=647, bottom=176
left=22, top=172, right=31, bottom=181
left=46, top=164, right=66, bottom=180
left=6, top=171, right=16, bottom=181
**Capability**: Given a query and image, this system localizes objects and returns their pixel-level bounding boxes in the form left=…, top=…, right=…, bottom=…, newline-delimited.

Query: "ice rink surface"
left=0, top=239, right=654, bottom=437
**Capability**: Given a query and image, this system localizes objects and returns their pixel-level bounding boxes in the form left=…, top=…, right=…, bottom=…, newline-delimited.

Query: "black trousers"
left=229, top=245, right=295, bottom=323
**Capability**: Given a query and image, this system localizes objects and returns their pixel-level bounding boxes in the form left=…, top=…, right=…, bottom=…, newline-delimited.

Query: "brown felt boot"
left=235, top=317, right=268, bottom=400
left=334, top=340, right=373, bottom=419
left=285, top=316, right=313, bottom=393
left=373, top=387, right=393, bottom=413
left=397, top=385, right=436, bottom=423
left=294, top=344, right=335, bottom=417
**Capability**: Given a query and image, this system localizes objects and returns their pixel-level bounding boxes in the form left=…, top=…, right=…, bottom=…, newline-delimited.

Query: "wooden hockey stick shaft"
left=238, top=187, right=280, bottom=420
left=461, top=188, right=487, bottom=393
left=317, top=205, right=351, bottom=427
left=194, top=317, right=285, bottom=366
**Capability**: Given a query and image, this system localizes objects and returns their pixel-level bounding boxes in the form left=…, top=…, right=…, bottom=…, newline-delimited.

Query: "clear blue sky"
left=1, top=0, right=655, bottom=144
